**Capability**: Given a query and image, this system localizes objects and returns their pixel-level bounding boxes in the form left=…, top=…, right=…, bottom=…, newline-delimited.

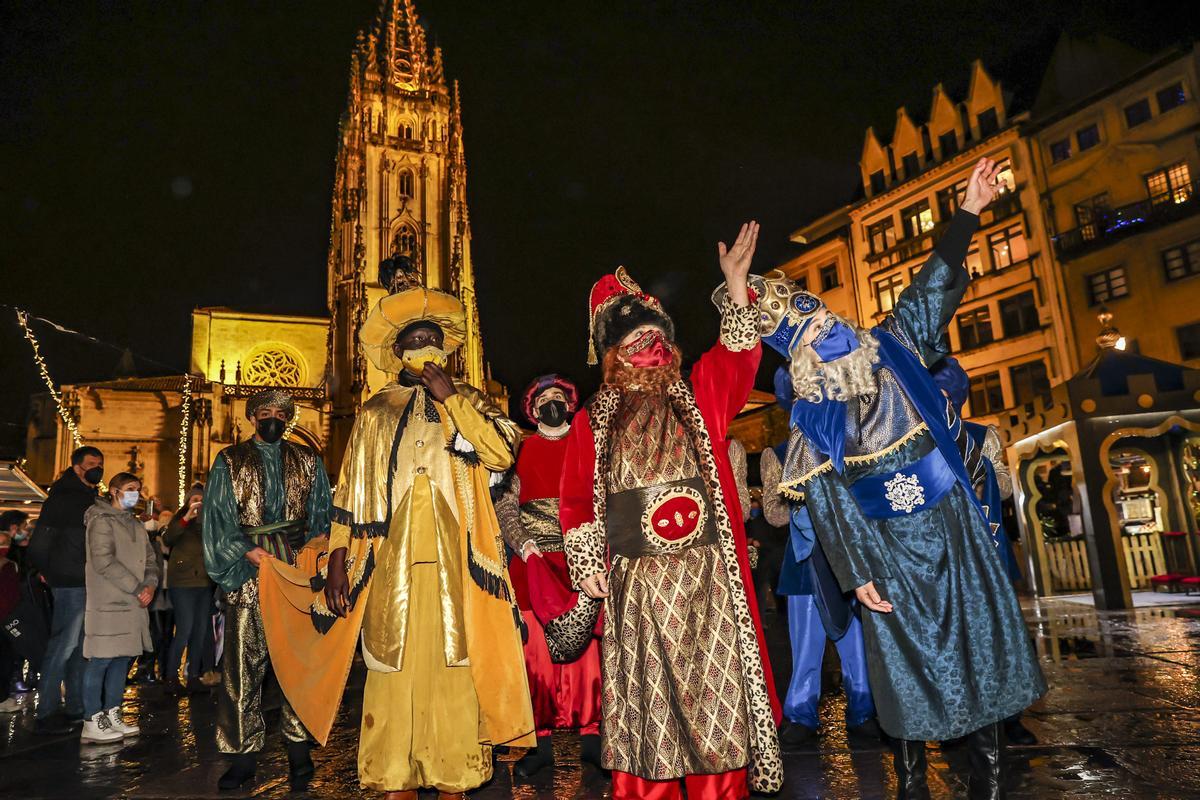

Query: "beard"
left=789, top=325, right=881, bottom=402
left=602, top=343, right=683, bottom=392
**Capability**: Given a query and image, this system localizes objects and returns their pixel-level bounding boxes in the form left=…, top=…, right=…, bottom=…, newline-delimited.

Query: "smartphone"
left=146, top=499, right=156, bottom=518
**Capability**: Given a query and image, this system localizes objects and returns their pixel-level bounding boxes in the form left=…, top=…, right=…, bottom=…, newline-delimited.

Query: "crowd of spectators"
left=0, top=446, right=219, bottom=741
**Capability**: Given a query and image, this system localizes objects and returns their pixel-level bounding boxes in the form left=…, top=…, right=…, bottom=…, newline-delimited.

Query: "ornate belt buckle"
left=641, top=484, right=708, bottom=547
left=884, top=472, right=925, bottom=514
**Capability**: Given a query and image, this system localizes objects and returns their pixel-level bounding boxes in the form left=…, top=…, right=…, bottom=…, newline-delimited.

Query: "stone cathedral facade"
left=25, top=0, right=493, bottom=495
left=326, top=0, right=489, bottom=458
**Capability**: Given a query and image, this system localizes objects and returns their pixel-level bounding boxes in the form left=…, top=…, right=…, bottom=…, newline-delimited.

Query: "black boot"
left=218, top=753, right=257, bottom=791
left=286, top=740, right=315, bottom=792
left=893, top=739, right=930, bottom=800
left=513, top=734, right=554, bottom=778
left=1003, top=715, right=1037, bottom=746
left=966, top=722, right=1005, bottom=800
left=580, top=733, right=603, bottom=769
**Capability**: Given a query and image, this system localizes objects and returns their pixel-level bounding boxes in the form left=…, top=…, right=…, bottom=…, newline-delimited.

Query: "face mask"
left=83, top=466, right=105, bottom=485
left=13, top=530, right=28, bottom=543
left=812, top=319, right=860, bottom=363
left=401, top=346, right=449, bottom=375
left=619, top=328, right=674, bottom=368
left=536, top=400, right=569, bottom=428
left=750, top=507, right=762, bottom=519
left=256, top=417, right=286, bottom=444
left=119, top=490, right=140, bottom=510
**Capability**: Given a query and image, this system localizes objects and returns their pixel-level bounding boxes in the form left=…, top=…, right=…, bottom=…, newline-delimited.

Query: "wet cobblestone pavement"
left=2, top=596, right=1200, bottom=799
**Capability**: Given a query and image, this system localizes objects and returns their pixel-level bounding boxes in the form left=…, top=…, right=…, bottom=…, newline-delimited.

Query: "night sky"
left=1, top=1, right=1195, bottom=454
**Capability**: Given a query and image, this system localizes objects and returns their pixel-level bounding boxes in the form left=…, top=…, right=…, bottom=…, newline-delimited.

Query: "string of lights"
left=177, top=374, right=193, bottom=507
left=16, top=309, right=83, bottom=450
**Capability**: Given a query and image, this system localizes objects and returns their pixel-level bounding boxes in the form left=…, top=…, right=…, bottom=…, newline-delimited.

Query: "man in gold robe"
left=322, top=277, right=534, bottom=800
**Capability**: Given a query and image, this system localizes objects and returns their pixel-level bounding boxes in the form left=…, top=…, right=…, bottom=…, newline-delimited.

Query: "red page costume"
left=496, top=375, right=603, bottom=776
left=561, top=269, right=783, bottom=799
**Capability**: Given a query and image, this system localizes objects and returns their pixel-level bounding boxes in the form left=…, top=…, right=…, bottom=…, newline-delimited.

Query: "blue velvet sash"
left=848, top=447, right=958, bottom=518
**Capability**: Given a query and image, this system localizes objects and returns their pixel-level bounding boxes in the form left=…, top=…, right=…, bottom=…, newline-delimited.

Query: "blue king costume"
left=764, top=210, right=1045, bottom=799
left=760, top=368, right=876, bottom=741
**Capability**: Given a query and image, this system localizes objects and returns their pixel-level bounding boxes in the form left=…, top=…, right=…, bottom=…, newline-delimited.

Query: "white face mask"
left=119, top=490, right=140, bottom=510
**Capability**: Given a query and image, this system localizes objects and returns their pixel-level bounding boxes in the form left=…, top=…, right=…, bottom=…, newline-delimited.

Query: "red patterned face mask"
left=620, top=328, right=674, bottom=368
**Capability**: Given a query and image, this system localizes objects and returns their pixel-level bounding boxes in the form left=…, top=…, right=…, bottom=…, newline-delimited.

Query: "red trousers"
left=521, top=609, right=601, bottom=736
left=611, top=769, right=749, bottom=800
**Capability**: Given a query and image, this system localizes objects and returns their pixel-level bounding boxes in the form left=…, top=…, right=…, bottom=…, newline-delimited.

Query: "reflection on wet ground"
left=2, top=596, right=1199, bottom=798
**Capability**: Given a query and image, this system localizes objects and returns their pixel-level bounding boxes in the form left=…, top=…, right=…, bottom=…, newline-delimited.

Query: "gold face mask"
left=401, top=345, right=449, bottom=375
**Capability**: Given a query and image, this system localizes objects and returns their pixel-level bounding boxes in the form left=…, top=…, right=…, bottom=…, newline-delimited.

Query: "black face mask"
left=536, top=400, right=569, bottom=428
left=256, top=417, right=286, bottom=444
left=83, top=466, right=104, bottom=485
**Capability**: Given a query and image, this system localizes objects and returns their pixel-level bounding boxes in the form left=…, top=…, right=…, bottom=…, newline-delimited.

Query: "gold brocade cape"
left=258, top=384, right=535, bottom=749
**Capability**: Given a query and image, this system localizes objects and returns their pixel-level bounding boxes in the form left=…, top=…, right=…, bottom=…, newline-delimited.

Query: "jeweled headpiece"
left=754, top=270, right=826, bottom=357
left=245, top=389, right=296, bottom=420
left=586, top=267, right=675, bottom=365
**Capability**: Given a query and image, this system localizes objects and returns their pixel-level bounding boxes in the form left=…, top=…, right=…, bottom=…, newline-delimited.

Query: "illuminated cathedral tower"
left=326, top=0, right=486, bottom=458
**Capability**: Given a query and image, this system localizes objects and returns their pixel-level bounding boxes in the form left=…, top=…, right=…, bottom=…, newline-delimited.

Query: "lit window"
left=1050, top=139, right=1071, bottom=163
left=988, top=225, right=1028, bottom=270
left=1177, top=321, right=1200, bottom=361
left=994, top=159, right=1015, bottom=193
left=999, top=291, right=1039, bottom=337
left=965, top=244, right=983, bottom=276
left=977, top=108, right=999, bottom=137
left=868, top=217, right=897, bottom=254
left=1145, top=162, right=1192, bottom=205
left=1074, top=193, right=1110, bottom=241
left=937, top=179, right=968, bottom=220
left=1076, top=124, right=1100, bottom=152
left=901, top=200, right=935, bottom=239
left=1124, top=98, right=1152, bottom=128
left=1156, top=82, right=1186, bottom=113
left=969, top=371, right=1005, bottom=415
left=874, top=272, right=906, bottom=313
left=392, top=225, right=418, bottom=256
left=1010, top=360, right=1051, bottom=407
left=939, top=130, right=958, bottom=158
left=957, top=306, right=994, bottom=350
left=1163, top=239, right=1200, bottom=282
left=1086, top=266, right=1129, bottom=306
left=819, top=263, right=840, bottom=292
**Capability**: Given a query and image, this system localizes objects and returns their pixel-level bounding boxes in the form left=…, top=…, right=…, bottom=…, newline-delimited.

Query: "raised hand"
left=961, top=157, right=1003, bottom=215
left=717, top=221, right=760, bottom=306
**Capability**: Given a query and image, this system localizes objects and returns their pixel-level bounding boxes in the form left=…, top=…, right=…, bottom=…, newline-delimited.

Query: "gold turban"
left=244, top=388, right=296, bottom=420
left=359, top=287, right=468, bottom=374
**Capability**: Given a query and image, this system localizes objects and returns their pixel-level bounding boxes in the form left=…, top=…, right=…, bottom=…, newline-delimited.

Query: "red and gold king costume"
left=496, top=375, right=603, bottom=776
left=561, top=268, right=783, bottom=799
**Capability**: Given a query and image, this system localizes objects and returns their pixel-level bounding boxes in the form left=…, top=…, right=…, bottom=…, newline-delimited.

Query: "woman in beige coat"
left=81, top=472, right=159, bottom=743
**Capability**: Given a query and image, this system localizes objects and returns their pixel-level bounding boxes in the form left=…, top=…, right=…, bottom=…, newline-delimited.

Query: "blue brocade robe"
left=779, top=247, right=1045, bottom=741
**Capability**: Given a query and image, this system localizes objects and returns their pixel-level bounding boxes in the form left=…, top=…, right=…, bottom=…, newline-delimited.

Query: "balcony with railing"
left=1053, top=181, right=1200, bottom=260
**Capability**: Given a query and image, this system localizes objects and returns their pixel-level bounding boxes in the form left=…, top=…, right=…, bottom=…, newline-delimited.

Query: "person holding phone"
left=80, top=472, right=160, bottom=743
left=162, top=484, right=213, bottom=694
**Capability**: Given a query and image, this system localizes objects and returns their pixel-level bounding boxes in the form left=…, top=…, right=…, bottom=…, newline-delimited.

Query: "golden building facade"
left=1028, top=40, right=1200, bottom=367
left=848, top=61, right=1074, bottom=428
